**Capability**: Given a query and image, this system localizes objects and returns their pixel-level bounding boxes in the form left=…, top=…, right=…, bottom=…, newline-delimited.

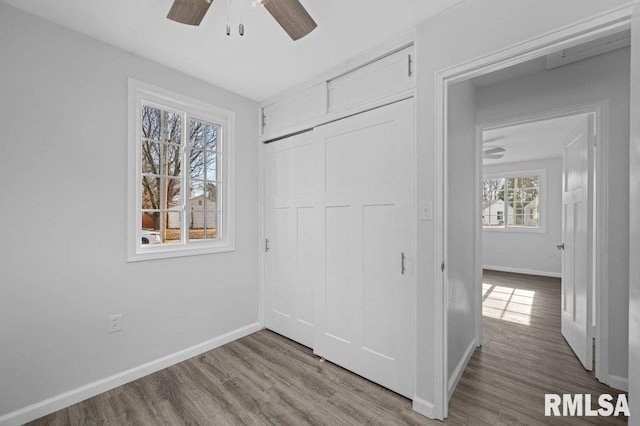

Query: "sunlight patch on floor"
left=482, top=282, right=536, bottom=326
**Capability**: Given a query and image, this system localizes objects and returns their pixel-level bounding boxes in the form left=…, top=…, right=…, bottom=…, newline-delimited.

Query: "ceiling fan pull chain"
left=226, top=0, right=231, bottom=36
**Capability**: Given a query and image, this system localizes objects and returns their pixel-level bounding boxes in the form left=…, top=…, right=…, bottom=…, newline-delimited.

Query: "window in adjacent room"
left=481, top=170, right=545, bottom=232
left=128, top=80, right=235, bottom=261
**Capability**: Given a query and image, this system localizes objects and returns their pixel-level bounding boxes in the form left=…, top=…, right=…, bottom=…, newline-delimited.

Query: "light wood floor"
left=29, top=271, right=626, bottom=425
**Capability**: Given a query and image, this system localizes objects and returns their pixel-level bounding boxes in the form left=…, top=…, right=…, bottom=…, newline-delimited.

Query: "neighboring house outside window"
left=482, top=169, right=546, bottom=233
left=128, top=79, right=235, bottom=261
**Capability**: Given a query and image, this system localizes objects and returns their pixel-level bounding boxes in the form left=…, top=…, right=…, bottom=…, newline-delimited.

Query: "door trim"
left=434, top=4, right=634, bottom=419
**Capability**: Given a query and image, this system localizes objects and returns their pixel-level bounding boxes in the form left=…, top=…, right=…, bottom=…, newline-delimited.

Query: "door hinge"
left=265, top=238, right=270, bottom=252
left=408, top=54, right=413, bottom=77
left=441, top=261, right=445, bottom=272
left=262, top=111, right=267, bottom=131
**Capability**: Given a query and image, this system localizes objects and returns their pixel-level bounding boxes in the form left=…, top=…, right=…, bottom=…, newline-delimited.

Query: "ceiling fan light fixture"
left=166, top=0, right=317, bottom=41
left=483, top=147, right=506, bottom=155
left=483, top=146, right=506, bottom=160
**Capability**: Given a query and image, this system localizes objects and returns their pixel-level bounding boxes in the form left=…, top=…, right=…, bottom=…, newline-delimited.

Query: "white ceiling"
left=0, top=0, right=465, bottom=101
left=482, top=114, right=589, bottom=166
left=473, top=29, right=630, bottom=88
left=473, top=56, right=547, bottom=88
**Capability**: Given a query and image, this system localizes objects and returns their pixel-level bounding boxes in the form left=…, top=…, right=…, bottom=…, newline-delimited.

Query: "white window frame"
left=128, top=79, right=235, bottom=261
left=482, top=168, right=547, bottom=234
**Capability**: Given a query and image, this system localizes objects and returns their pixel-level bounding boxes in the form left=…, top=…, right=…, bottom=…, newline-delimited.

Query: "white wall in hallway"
left=475, top=46, right=631, bottom=384
left=446, top=81, right=478, bottom=396
left=0, top=4, right=259, bottom=422
left=482, top=158, right=563, bottom=277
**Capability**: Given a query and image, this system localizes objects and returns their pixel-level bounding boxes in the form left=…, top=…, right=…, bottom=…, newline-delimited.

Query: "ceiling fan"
left=483, top=146, right=506, bottom=160
left=167, top=0, right=318, bottom=41
left=482, top=135, right=505, bottom=160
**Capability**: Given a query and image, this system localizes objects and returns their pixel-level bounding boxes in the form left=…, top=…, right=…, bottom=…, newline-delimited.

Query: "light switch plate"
left=419, top=201, right=433, bottom=221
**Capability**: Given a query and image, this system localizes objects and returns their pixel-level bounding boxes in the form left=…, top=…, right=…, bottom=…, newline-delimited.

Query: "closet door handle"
left=556, top=243, right=565, bottom=250
left=401, top=252, right=406, bottom=275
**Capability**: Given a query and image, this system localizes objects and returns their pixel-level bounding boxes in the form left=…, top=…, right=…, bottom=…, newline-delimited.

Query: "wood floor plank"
left=28, top=270, right=627, bottom=425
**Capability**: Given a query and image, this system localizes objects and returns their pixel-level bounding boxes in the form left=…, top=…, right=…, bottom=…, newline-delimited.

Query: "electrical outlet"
left=108, top=314, right=123, bottom=333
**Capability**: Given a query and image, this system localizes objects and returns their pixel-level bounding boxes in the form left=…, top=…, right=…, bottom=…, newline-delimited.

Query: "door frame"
left=475, top=101, right=609, bottom=380
left=434, top=5, right=634, bottom=419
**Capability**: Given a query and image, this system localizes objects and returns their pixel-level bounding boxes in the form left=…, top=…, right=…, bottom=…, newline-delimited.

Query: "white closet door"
left=313, top=99, right=416, bottom=398
left=264, top=132, right=321, bottom=348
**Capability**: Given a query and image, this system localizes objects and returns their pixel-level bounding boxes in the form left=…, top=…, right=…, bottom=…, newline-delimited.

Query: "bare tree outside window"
left=482, top=175, right=540, bottom=229
left=140, top=104, right=220, bottom=244
left=482, top=178, right=505, bottom=227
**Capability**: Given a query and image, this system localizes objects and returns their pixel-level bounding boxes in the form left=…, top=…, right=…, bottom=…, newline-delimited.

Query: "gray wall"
left=475, top=47, right=630, bottom=383
left=0, top=3, right=259, bottom=419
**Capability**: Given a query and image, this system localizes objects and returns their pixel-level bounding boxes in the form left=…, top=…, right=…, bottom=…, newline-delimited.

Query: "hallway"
left=447, top=270, right=627, bottom=424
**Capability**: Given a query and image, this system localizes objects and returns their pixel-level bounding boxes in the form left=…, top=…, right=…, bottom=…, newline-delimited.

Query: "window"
left=128, top=80, right=235, bottom=261
left=482, top=170, right=545, bottom=232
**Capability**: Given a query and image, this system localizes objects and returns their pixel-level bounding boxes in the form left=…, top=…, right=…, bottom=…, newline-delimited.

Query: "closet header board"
left=261, top=44, right=415, bottom=140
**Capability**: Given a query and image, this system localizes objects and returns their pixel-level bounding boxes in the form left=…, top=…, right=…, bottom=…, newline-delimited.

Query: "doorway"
left=441, top=25, right=631, bottom=418
left=478, top=109, right=600, bottom=371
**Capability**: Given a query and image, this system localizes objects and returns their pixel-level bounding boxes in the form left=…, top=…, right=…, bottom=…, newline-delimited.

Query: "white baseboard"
left=483, top=265, right=561, bottom=278
left=412, top=396, right=436, bottom=419
left=0, top=322, right=262, bottom=426
left=608, top=374, right=629, bottom=392
left=448, top=339, right=476, bottom=400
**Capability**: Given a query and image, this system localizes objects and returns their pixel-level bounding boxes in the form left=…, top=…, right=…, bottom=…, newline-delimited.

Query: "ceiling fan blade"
left=483, top=147, right=506, bottom=155
left=484, top=154, right=505, bottom=160
left=262, top=0, right=317, bottom=40
left=167, top=0, right=213, bottom=26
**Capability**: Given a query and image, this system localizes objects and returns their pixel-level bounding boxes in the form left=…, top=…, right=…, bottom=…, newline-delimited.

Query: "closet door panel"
left=296, top=206, right=316, bottom=327
left=314, top=99, right=416, bottom=398
left=264, top=133, right=320, bottom=348
left=271, top=207, right=294, bottom=317
left=324, top=205, right=356, bottom=344
left=324, top=123, right=392, bottom=192
left=362, top=204, right=395, bottom=359
left=327, top=45, right=415, bottom=114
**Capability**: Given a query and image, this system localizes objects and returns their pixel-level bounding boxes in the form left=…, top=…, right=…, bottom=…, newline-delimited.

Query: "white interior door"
left=264, top=131, right=321, bottom=348
left=313, top=99, right=416, bottom=398
left=560, top=115, right=594, bottom=370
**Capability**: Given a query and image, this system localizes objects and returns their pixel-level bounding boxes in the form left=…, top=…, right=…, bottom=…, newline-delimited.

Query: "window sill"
left=128, top=241, right=235, bottom=262
left=483, top=227, right=546, bottom=234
